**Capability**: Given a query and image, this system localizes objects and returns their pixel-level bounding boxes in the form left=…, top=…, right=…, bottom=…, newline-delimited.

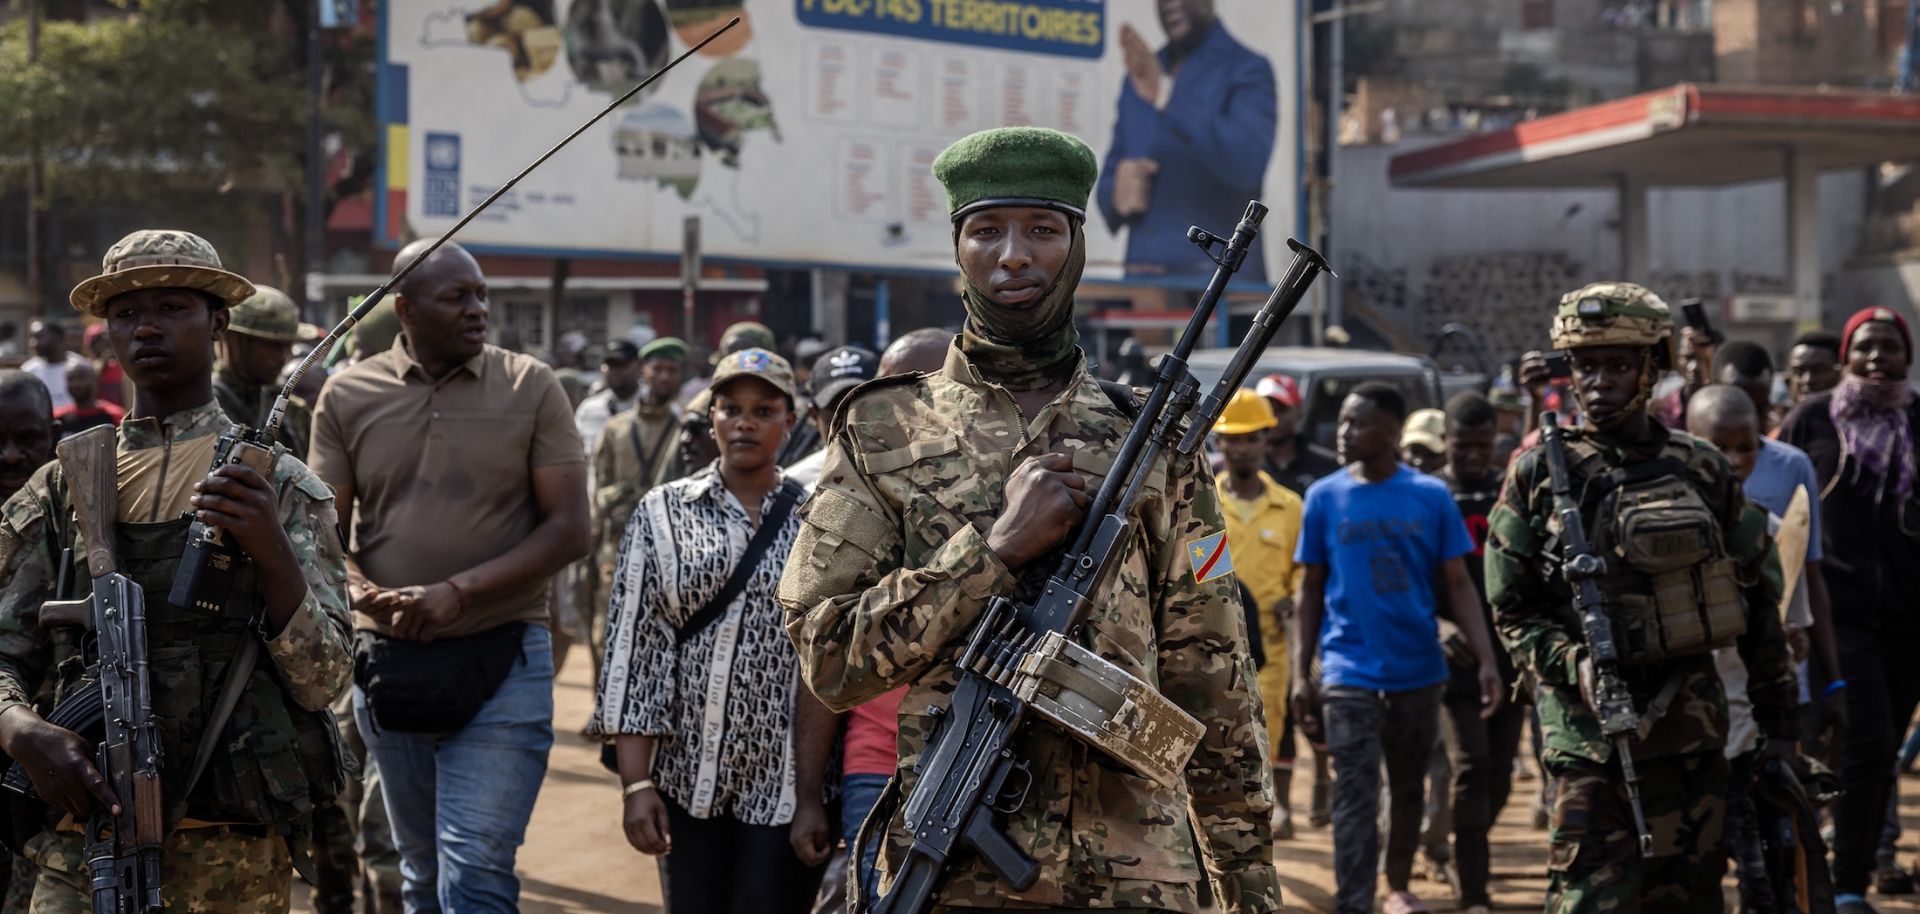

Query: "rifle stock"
left=55, top=428, right=118, bottom=579
left=867, top=201, right=1328, bottom=914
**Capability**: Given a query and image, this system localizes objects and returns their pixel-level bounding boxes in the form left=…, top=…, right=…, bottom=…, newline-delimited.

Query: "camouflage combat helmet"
left=69, top=229, right=255, bottom=318
left=1551, top=281, right=1675, bottom=368
left=229, top=284, right=302, bottom=343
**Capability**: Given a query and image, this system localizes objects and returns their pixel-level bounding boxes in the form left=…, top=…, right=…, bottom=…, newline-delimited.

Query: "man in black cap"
left=576, top=339, right=647, bottom=460
left=787, top=345, right=878, bottom=490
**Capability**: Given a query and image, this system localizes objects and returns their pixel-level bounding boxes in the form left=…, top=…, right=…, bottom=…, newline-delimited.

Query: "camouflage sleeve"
left=1153, top=458, right=1280, bottom=913
left=262, top=457, right=354, bottom=711
left=1715, top=466, right=1799, bottom=741
left=777, top=434, right=1016, bottom=712
left=1486, top=450, right=1583, bottom=689
left=0, top=472, right=61, bottom=716
left=590, top=418, right=621, bottom=528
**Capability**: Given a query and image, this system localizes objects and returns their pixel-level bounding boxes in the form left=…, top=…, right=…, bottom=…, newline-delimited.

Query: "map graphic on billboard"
left=379, top=0, right=1298, bottom=285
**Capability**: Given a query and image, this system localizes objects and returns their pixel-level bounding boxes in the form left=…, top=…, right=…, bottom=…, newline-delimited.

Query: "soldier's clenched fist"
left=987, top=453, right=1089, bottom=569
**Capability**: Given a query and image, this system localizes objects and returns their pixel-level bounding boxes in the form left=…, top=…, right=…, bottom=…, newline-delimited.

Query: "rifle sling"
left=168, top=628, right=260, bottom=827
left=628, top=414, right=675, bottom=490
left=1634, top=669, right=1687, bottom=743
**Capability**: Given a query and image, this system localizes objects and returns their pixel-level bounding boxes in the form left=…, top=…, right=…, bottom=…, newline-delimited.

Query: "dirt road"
left=299, top=644, right=1920, bottom=913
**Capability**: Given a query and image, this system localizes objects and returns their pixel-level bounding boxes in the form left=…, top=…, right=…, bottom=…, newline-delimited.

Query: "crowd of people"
left=0, top=124, right=1911, bottom=914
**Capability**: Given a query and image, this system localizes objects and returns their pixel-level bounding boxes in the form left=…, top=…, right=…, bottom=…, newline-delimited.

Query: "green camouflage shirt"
left=1485, top=422, right=1799, bottom=765
left=778, top=345, right=1278, bottom=913
left=591, top=404, right=679, bottom=544
left=0, top=400, right=353, bottom=717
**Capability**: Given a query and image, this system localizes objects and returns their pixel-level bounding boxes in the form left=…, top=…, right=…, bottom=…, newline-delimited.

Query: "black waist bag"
left=355, top=621, right=528, bottom=735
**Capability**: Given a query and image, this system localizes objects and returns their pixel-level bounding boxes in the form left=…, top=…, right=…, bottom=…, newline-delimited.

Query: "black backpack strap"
left=674, top=478, right=807, bottom=645
left=1098, top=380, right=1140, bottom=420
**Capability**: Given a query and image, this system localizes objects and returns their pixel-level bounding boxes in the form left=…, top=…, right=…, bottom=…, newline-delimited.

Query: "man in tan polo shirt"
left=309, top=239, right=589, bottom=914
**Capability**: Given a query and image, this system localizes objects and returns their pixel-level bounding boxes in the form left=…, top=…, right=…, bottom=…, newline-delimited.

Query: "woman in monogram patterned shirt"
left=592, top=349, right=838, bottom=913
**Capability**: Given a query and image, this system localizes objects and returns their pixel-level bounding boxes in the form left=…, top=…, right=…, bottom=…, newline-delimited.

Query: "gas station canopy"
left=1389, top=83, right=1920, bottom=189
left=1387, top=84, right=1920, bottom=327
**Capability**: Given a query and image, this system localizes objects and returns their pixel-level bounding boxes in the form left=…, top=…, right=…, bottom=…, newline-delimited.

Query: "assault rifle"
left=1539, top=411, right=1653, bottom=856
left=870, top=202, right=1329, bottom=914
left=58, top=426, right=164, bottom=913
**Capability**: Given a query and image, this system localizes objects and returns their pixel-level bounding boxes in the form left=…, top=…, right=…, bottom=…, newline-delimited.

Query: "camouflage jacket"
left=1485, top=422, right=1798, bottom=765
left=778, top=345, right=1278, bottom=913
left=213, top=365, right=313, bottom=462
left=0, top=400, right=354, bottom=718
left=590, top=403, right=678, bottom=544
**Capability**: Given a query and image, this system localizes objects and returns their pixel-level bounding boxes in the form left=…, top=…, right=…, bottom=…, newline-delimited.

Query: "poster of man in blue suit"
left=1096, top=0, right=1278, bottom=283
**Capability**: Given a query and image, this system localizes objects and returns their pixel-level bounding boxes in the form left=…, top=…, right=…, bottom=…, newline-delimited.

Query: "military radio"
left=166, top=425, right=277, bottom=612
left=163, top=17, right=743, bottom=612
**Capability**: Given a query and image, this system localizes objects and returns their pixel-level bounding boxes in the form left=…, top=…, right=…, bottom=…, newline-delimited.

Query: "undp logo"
left=424, top=133, right=462, bottom=217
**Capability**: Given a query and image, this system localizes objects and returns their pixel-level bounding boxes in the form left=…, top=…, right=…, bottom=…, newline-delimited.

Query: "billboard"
left=378, top=0, right=1299, bottom=285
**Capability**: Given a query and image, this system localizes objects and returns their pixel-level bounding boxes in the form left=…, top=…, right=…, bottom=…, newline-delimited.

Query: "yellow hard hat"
left=1215, top=388, right=1278, bottom=436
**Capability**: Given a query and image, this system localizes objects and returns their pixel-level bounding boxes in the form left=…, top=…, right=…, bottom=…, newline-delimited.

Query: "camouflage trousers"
left=1545, top=751, right=1730, bottom=914
left=309, top=690, right=403, bottom=914
left=22, top=827, right=289, bottom=914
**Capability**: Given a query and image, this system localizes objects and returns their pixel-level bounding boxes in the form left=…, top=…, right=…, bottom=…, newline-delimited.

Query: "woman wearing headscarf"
left=1777, top=306, right=1920, bottom=914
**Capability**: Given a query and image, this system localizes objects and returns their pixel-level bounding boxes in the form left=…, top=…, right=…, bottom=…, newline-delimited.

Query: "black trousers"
left=1441, top=663, right=1528, bottom=909
left=1832, top=625, right=1920, bottom=895
left=660, top=794, right=827, bottom=914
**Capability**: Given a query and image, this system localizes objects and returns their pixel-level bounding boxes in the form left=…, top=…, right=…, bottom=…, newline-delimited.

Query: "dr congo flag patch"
left=1186, top=531, right=1235, bottom=583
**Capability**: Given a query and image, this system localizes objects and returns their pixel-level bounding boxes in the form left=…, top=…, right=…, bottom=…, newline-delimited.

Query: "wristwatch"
left=622, top=778, right=656, bottom=798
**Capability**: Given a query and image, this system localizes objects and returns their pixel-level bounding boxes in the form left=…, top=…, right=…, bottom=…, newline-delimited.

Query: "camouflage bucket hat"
left=712, top=321, right=777, bottom=364
left=1551, top=281, right=1674, bottom=361
left=69, top=229, right=256, bottom=318
left=229, top=284, right=302, bottom=342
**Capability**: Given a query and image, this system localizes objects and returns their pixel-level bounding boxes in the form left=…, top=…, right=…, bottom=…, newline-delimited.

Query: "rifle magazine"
left=1009, top=632, right=1203, bottom=788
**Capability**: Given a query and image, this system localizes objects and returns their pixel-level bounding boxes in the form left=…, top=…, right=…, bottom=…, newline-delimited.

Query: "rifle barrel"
left=1177, top=239, right=1330, bottom=455
left=1065, top=201, right=1265, bottom=558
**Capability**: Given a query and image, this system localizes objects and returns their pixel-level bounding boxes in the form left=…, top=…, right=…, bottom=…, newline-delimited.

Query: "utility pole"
left=681, top=216, right=701, bottom=344
left=25, top=0, right=43, bottom=316
left=305, top=0, right=327, bottom=317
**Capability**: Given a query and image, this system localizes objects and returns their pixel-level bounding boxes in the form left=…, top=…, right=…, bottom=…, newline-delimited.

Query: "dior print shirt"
left=591, top=465, right=805, bottom=825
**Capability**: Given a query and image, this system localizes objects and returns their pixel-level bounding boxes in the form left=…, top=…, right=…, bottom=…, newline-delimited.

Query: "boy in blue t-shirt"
left=1292, top=382, right=1505, bottom=914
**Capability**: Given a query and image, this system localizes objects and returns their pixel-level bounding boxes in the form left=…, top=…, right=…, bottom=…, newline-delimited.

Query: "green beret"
left=641, top=336, right=688, bottom=362
left=933, top=127, right=1097, bottom=222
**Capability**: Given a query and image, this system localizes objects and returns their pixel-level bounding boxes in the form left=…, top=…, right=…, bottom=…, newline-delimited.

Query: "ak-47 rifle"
left=869, top=202, right=1329, bottom=914
left=1539, top=411, right=1653, bottom=856
left=53, top=426, right=164, bottom=914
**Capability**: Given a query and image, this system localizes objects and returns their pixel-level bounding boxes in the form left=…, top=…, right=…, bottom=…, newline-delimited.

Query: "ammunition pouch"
left=1008, top=632, right=1204, bottom=788
left=1599, top=472, right=1746, bottom=665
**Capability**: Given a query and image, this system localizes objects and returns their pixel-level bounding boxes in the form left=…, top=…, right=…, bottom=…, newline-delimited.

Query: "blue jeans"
left=839, top=773, right=891, bottom=909
left=1323, top=684, right=1443, bottom=914
left=355, top=624, right=556, bottom=914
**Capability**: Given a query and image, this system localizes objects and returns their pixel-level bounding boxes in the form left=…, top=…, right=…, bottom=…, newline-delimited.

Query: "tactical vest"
left=50, top=516, right=344, bottom=833
left=1563, top=438, right=1746, bottom=665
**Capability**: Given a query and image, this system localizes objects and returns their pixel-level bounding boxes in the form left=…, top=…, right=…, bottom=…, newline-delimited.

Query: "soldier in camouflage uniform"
left=0, top=230, right=353, bottom=914
left=1485, top=282, right=1800, bottom=913
left=779, top=127, right=1278, bottom=914
left=586, top=337, right=685, bottom=691
left=213, top=284, right=314, bottom=460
